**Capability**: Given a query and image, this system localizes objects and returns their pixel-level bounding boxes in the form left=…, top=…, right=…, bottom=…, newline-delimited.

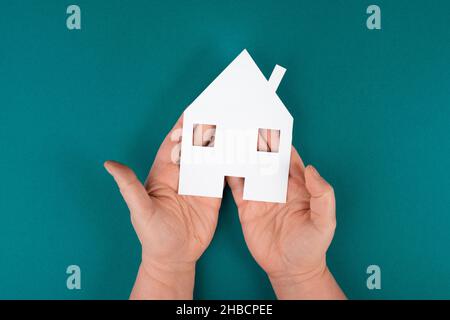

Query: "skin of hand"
left=227, top=131, right=346, bottom=299
left=104, top=117, right=221, bottom=299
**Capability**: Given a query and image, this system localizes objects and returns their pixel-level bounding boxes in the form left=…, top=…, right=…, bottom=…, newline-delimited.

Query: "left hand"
left=227, top=143, right=341, bottom=298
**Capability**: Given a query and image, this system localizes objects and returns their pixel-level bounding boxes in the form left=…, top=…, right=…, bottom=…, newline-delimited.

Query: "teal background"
left=1, top=0, right=449, bottom=299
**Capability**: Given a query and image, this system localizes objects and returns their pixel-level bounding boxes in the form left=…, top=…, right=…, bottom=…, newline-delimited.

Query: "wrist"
left=269, top=260, right=327, bottom=292
left=130, top=257, right=196, bottom=300
left=269, top=262, right=346, bottom=300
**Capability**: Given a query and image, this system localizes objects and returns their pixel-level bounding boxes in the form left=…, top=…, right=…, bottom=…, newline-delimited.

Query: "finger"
left=257, top=129, right=280, bottom=152
left=145, top=115, right=184, bottom=191
left=226, top=176, right=245, bottom=207
left=155, top=114, right=184, bottom=165
left=267, top=129, right=280, bottom=152
left=257, top=129, right=269, bottom=152
left=104, top=160, right=153, bottom=221
left=304, top=165, right=336, bottom=229
left=193, top=124, right=216, bottom=147
left=289, top=146, right=305, bottom=180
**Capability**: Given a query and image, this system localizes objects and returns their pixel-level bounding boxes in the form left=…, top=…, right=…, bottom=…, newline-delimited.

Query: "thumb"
left=305, top=165, right=336, bottom=229
left=226, top=176, right=245, bottom=207
left=104, top=160, right=153, bottom=220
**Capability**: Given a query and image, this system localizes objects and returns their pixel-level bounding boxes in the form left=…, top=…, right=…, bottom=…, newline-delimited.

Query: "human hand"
left=105, top=117, right=221, bottom=299
left=227, top=134, right=345, bottom=299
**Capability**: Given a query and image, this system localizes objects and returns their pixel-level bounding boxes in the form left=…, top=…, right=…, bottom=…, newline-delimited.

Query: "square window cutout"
left=193, top=124, right=216, bottom=147
left=257, top=128, right=280, bottom=153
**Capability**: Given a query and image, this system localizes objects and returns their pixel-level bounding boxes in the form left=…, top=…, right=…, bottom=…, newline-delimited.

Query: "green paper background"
left=1, top=0, right=449, bottom=299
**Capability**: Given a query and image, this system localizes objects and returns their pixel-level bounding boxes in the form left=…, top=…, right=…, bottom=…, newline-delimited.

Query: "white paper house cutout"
left=178, top=49, right=293, bottom=203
